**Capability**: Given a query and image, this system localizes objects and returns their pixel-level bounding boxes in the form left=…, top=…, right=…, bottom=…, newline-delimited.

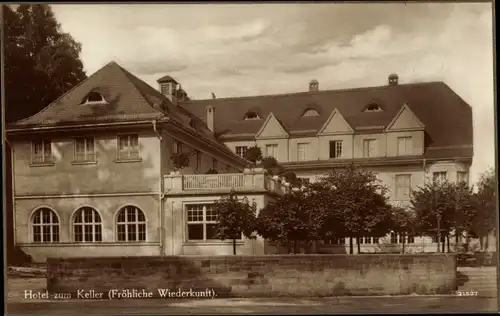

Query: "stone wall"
left=47, top=254, right=456, bottom=298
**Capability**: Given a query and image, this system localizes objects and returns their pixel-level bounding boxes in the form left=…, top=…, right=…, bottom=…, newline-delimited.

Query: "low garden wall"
left=47, top=254, right=456, bottom=298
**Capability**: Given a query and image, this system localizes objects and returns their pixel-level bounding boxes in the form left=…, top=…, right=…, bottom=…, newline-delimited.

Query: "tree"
left=3, top=4, right=87, bottom=264
left=308, top=165, right=393, bottom=254
left=411, top=180, right=476, bottom=253
left=4, top=4, right=87, bottom=122
left=256, top=190, right=319, bottom=253
left=170, top=152, right=190, bottom=174
left=389, top=207, right=417, bottom=254
left=259, top=156, right=284, bottom=175
left=213, top=191, right=257, bottom=255
left=244, top=146, right=262, bottom=168
left=471, top=168, right=496, bottom=251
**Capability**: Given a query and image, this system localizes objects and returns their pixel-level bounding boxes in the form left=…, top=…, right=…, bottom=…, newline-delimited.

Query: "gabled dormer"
left=317, top=108, right=354, bottom=136
left=385, top=103, right=425, bottom=132
left=255, top=112, right=289, bottom=140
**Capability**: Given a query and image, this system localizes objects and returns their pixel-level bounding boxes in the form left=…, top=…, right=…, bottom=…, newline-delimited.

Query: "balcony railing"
left=183, top=174, right=244, bottom=190
left=163, top=168, right=288, bottom=195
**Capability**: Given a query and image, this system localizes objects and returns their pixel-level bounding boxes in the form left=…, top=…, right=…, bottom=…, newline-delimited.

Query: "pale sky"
left=52, top=3, right=495, bottom=184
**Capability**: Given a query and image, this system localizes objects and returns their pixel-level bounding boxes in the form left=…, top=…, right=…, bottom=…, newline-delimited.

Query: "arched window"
left=116, top=206, right=146, bottom=242
left=73, top=207, right=102, bottom=242
left=31, top=208, right=59, bottom=243
left=302, top=109, right=320, bottom=117
left=244, top=111, right=260, bottom=120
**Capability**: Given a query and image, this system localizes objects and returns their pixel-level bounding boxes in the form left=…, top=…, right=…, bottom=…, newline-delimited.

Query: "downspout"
left=153, top=120, right=164, bottom=256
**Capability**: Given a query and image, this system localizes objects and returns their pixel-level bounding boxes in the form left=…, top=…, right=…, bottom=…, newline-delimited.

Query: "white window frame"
left=74, top=137, right=96, bottom=162
left=73, top=207, right=102, bottom=243
left=329, top=140, right=343, bottom=159
left=173, top=141, right=183, bottom=154
left=397, top=136, right=412, bottom=156
left=362, top=139, right=377, bottom=157
left=116, top=206, right=147, bottom=242
left=457, top=171, right=468, bottom=183
left=31, top=208, right=59, bottom=243
left=297, top=143, right=309, bottom=161
left=117, top=134, right=140, bottom=160
left=395, top=174, right=411, bottom=200
left=265, top=144, right=278, bottom=159
left=323, top=237, right=346, bottom=245
left=186, top=204, right=226, bottom=242
left=235, top=146, right=247, bottom=158
left=433, top=171, right=447, bottom=182
left=31, top=140, right=53, bottom=164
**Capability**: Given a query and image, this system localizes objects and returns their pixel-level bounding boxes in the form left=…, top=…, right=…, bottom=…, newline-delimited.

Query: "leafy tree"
left=308, top=165, right=393, bottom=254
left=411, top=180, right=476, bottom=253
left=3, top=4, right=87, bottom=263
left=170, top=152, right=190, bottom=173
left=471, top=168, right=496, bottom=251
left=244, top=146, right=262, bottom=167
left=259, top=156, right=284, bottom=175
left=4, top=4, right=87, bottom=122
left=256, top=190, right=319, bottom=253
left=389, top=206, right=417, bottom=254
left=213, top=191, right=257, bottom=255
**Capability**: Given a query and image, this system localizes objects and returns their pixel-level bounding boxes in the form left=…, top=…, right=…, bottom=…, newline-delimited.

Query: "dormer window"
left=302, top=109, right=320, bottom=117
left=244, top=111, right=260, bottom=120
left=81, top=92, right=106, bottom=105
left=364, top=104, right=383, bottom=112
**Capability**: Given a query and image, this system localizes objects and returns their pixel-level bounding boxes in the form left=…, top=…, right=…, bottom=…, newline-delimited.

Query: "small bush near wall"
left=47, top=254, right=456, bottom=298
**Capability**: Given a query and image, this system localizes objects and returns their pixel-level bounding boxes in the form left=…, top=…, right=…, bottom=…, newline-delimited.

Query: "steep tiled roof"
left=181, top=81, right=473, bottom=159
left=7, top=61, right=221, bottom=146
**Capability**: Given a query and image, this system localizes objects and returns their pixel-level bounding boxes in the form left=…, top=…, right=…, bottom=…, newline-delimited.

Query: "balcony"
left=163, top=168, right=288, bottom=196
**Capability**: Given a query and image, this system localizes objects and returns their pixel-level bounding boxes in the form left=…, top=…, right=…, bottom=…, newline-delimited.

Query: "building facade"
left=7, top=63, right=474, bottom=261
left=181, top=74, right=474, bottom=253
left=6, top=62, right=286, bottom=262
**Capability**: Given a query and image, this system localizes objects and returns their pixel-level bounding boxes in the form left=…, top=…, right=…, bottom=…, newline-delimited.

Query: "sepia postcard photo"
left=2, top=2, right=498, bottom=315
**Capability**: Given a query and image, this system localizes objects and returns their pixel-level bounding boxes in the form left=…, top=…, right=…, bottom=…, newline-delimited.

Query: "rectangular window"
left=297, top=143, right=309, bottom=161
left=324, top=237, right=345, bottom=245
left=363, top=139, right=377, bottom=157
left=433, top=171, right=447, bottom=182
left=118, top=134, right=139, bottom=160
left=74, top=137, right=96, bottom=162
left=235, top=146, right=248, bottom=158
left=457, top=171, right=468, bottom=183
left=265, top=144, right=278, bottom=158
left=390, top=232, right=398, bottom=244
left=186, top=204, right=238, bottom=241
left=395, top=174, right=411, bottom=200
left=173, top=141, right=183, bottom=154
left=329, top=140, right=343, bottom=159
left=31, top=140, right=53, bottom=164
left=212, top=158, right=218, bottom=170
left=397, top=136, right=412, bottom=155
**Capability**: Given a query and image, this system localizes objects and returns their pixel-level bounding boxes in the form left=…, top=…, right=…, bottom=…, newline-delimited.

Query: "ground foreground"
left=7, top=296, right=498, bottom=314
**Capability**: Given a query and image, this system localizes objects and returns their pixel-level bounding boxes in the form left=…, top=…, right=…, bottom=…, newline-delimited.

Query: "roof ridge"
left=184, top=81, right=445, bottom=104
left=113, top=63, right=166, bottom=116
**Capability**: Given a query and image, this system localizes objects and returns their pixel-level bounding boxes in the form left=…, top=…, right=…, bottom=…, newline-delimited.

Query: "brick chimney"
left=157, top=75, right=178, bottom=104
left=206, top=106, right=215, bottom=133
left=309, top=79, right=319, bottom=92
left=388, top=74, right=399, bottom=86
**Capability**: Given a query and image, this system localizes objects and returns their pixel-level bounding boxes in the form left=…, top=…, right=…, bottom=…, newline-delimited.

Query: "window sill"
left=184, top=240, right=245, bottom=246
left=30, top=162, right=55, bottom=167
left=114, top=158, right=143, bottom=163
left=71, top=160, right=98, bottom=165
